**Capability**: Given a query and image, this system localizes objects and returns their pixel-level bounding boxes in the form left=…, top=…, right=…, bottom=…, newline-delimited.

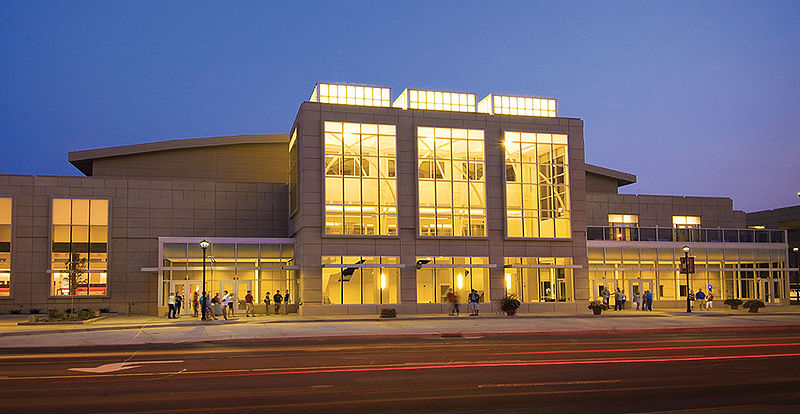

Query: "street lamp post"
left=683, top=245, right=691, bottom=313
left=200, top=239, right=210, bottom=321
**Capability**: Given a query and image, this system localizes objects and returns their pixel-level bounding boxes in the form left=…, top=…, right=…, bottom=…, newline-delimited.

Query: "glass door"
left=594, top=279, right=617, bottom=307
left=236, top=280, right=252, bottom=311
left=169, top=281, right=201, bottom=315
left=760, top=279, right=782, bottom=304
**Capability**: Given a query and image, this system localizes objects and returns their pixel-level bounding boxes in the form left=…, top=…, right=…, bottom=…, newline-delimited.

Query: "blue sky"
left=1, top=0, right=798, bottom=212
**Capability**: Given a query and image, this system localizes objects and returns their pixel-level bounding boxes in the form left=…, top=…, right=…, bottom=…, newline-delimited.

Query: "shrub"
left=497, top=295, right=522, bottom=315
left=64, top=308, right=75, bottom=314
left=723, top=299, right=743, bottom=306
left=10, top=309, right=21, bottom=314
left=742, top=299, right=766, bottom=309
left=76, top=309, right=93, bottom=320
left=29, top=308, right=41, bottom=314
left=48, top=309, right=65, bottom=319
left=380, top=308, right=397, bottom=318
left=99, top=307, right=111, bottom=313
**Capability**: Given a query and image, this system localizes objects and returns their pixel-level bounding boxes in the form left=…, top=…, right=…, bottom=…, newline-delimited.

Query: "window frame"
left=321, top=120, right=399, bottom=238
left=502, top=131, right=572, bottom=240
left=0, top=197, right=13, bottom=299
left=415, top=125, right=488, bottom=239
left=48, top=197, right=111, bottom=298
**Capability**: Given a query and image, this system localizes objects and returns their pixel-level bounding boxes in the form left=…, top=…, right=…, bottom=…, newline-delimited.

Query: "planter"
left=748, top=307, right=759, bottom=313
left=592, top=308, right=602, bottom=315
left=503, top=308, right=517, bottom=316
left=730, top=305, right=739, bottom=310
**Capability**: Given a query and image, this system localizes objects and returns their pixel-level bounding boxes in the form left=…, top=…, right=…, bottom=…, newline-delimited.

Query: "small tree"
left=65, top=254, right=88, bottom=313
left=65, top=254, right=88, bottom=296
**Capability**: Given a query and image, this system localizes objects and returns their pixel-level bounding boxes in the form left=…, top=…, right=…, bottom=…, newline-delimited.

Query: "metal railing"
left=587, top=226, right=787, bottom=244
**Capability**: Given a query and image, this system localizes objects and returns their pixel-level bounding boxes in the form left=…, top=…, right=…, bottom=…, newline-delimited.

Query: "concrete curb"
left=0, top=312, right=798, bottom=338
left=185, top=323, right=800, bottom=345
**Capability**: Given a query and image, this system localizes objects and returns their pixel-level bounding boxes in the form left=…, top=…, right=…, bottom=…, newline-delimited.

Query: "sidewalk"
left=0, top=308, right=799, bottom=348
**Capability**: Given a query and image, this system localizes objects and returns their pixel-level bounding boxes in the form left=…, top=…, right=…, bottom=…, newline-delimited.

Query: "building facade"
left=0, top=83, right=790, bottom=315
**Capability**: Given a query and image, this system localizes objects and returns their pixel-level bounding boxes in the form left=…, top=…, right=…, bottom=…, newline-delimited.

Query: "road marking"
left=478, top=379, right=621, bottom=388
left=68, top=360, right=183, bottom=373
left=492, top=342, right=800, bottom=356
left=4, top=352, right=800, bottom=381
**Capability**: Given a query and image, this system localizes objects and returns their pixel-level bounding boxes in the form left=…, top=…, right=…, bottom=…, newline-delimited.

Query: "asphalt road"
left=2, top=328, right=800, bottom=413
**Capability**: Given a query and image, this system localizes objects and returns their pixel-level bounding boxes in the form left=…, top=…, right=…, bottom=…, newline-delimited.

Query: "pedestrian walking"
left=632, top=291, right=641, bottom=310
left=221, top=290, right=230, bottom=320
left=688, top=289, right=695, bottom=311
left=468, top=289, right=480, bottom=316
left=620, top=290, right=627, bottom=310
left=446, top=289, right=459, bottom=316
left=273, top=290, right=283, bottom=314
left=706, top=291, right=714, bottom=310
left=695, top=288, right=706, bottom=311
left=601, top=288, right=610, bottom=309
left=264, top=291, right=271, bottom=315
left=192, top=291, right=199, bottom=317
left=614, top=288, right=622, bottom=311
left=645, top=290, right=653, bottom=311
left=167, top=292, right=176, bottom=319
left=284, top=291, right=290, bottom=314
left=245, top=290, right=255, bottom=317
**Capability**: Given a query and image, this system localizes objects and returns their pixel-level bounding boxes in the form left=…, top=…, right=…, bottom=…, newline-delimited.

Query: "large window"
left=673, top=215, right=701, bottom=228
left=324, top=122, right=397, bottom=235
left=0, top=198, right=10, bottom=296
left=322, top=256, right=400, bottom=304
left=416, top=257, right=489, bottom=303
left=51, top=199, right=108, bottom=296
left=504, top=257, right=574, bottom=302
left=418, top=127, right=486, bottom=237
left=162, top=240, right=295, bottom=312
left=504, top=132, right=570, bottom=238
left=587, top=247, right=787, bottom=303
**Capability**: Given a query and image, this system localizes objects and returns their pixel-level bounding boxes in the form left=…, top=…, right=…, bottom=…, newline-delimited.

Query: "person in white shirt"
left=221, top=291, right=230, bottom=320
left=167, top=293, right=176, bottom=319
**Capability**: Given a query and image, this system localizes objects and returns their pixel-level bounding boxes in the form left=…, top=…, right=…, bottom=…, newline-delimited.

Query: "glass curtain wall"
left=324, top=122, right=397, bottom=235
left=504, top=257, right=574, bottom=302
left=321, top=256, right=400, bottom=304
left=0, top=198, right=10, bottom=296
left=588, top=246, right=787, bottom=301
left=162, top=242, right=295, bottom=308
left=416, top=257, right=489, bottom=303
left=51, top=199, right=108, bottom=296
left=504, top=132, right=570, bottom=238
left=418, top=127, right=486, bottom=237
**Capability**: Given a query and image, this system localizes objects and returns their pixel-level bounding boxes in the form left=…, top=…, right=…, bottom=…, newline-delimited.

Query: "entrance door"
left=170, top=281, right=201, bottom=315
left=220, top=280, right=252, bottom=312
left=760, top=279, right=783, bottom=304
left=629, top=279, right=654, bottom=309
left=593, top=279, right=618, bottom=307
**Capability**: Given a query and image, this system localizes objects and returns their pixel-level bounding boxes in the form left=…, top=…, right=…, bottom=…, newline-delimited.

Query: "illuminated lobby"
left=0, top=82, right=790, bottom=315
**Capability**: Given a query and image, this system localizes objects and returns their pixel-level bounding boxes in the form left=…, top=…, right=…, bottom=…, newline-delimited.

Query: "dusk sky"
left=1, top=0, right=798, bottom=212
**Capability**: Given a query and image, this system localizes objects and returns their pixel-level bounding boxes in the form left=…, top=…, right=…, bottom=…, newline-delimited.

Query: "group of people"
left=263, top=290, right=291, bottom=315
left=688, top=288, right=714, bottom=310
left=167, top=289, right=292, bottom=320
left=166, top=292, right=183, bottom=319
left=445, top=289, right=482, bottom=316
left=601, top=287, right=653, bottom=311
